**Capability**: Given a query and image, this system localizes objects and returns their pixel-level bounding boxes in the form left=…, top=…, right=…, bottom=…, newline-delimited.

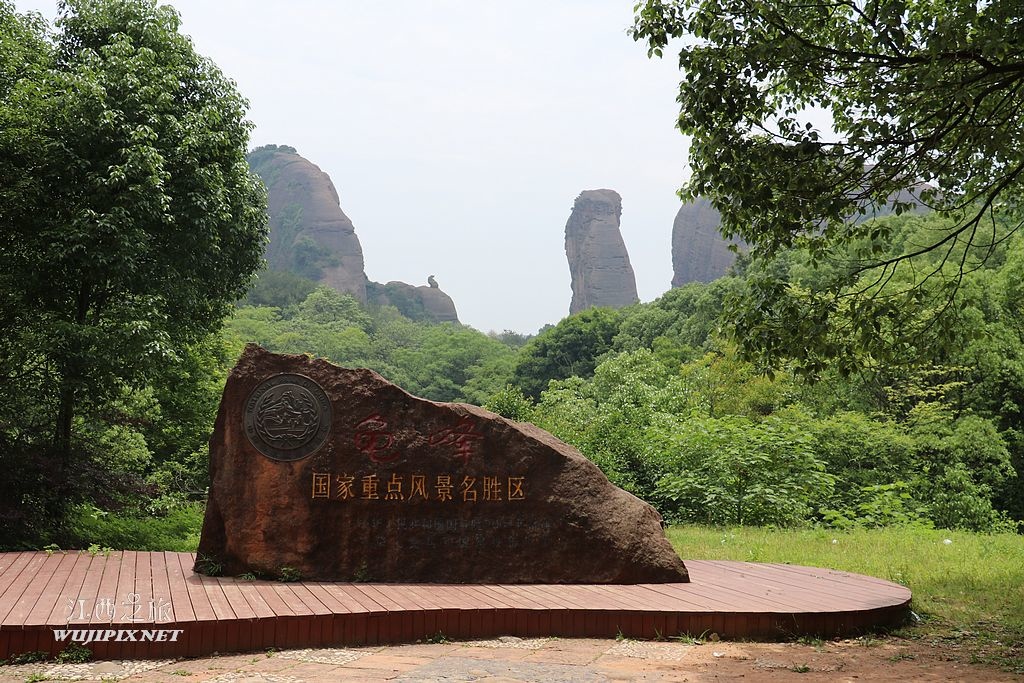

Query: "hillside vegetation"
left=11, top=210, right=1020, bottom=551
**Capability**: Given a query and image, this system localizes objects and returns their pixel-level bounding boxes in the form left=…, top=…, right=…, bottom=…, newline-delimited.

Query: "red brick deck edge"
left=0, top=552, right=911, bottom=660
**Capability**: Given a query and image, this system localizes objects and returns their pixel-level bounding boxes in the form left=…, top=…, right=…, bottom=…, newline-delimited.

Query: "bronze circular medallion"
left=244, top=374, right=331, bottom=461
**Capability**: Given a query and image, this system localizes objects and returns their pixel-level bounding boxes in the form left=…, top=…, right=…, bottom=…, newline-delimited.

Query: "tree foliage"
left=511, top=307, right=624, bottom=398
left=225, top=288, right=518, bottom=404
left=0, top=0, right=266, bottom=545
left=631, top=0, right=1024, bottom=372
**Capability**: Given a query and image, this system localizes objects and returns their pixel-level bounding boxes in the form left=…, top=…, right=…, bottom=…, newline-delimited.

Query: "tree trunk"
left=55, top=282, right=91, bottom=460
left=56, top=380, right=74, bottom=460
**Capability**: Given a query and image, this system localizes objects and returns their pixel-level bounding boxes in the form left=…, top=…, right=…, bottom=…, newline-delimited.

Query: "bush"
left=651, top=411, right=835, bottom=526
left=64, top=503, right=204, bottom=552
left=484, top=384, right=535, bottom=422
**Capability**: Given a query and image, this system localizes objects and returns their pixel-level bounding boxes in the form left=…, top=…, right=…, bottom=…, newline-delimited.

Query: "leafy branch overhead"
left=631, top=0, right=1024, bottom=374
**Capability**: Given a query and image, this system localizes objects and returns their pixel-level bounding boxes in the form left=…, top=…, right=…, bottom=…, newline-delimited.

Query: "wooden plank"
left=8, top=553, right=68, bottom=626
left=234, top=581, right=277, bottom=620
left=334, top=584, right=388, bottom=614
left=149, top=553, right=175, bottom=625
left=0, top=552, right=36, bottom=626
left=515, top=584, right=575, bottom=613
left=0, top=553, right=46, bottom=623
left=271, top=583, right=313, bottom=616
left=301, top=583, right=348, bottom=615
left=217, top=579, right=257, bottom=620
left=495, top=585, right=548, bottom=610
left=376, top=584, right=424, bottom=612
left=317, top=583, right=370, bottom=614
left=177, top=554, right=216, bottom=625
left=41, top=552, right=92, bottom=626
left=195, top=574, right=237, bottom=621
left=698, top=560, right=897, bottom=603
left=0, top=552, right=914, bottom=658
left=763, top=561, right=907, bottom=590
left=346, top=581, right=397, bottom=614
left=644, top=578, right=793, bottom=612
left=705, top=562, right=894, bottom=609
left=571, top=584, right=645, bottom=611
left=25, top=552, right=77, bottom=626
left=396, top=584, right=443, bottom=611
left=466, top=584, right=518, bottom=610
left=646, top=578, right=802, bottom=613
left=164, top=552, right=196, bottom=625
left=762, top=563, right=911, bottom=602
left=399, top=584, right=444, bottom=640
left=68, top=551, right=107, bottom=630
left=683, top=564, right=830, bottom=610
left=43, top=552, right=91, bottom=625
left=0, top=553, right=31, bottom=596
left=86, top=551, right=124, bottom=627
left=112, top=551, right=140, bottom=658
left=419, top=585, right=467, bottom=615
left=284, top=583, right=333, bottom=616
left=133, top=551, right=154, bottom=623
left=375, top=585, right=423, bottom=642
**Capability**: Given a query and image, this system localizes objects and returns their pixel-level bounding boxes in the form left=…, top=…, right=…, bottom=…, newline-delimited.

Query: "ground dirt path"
left=1, top=635, right=1018, bottom=682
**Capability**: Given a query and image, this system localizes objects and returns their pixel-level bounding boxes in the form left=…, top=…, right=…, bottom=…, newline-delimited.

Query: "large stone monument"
left=196, top=345, right=689, bottom=584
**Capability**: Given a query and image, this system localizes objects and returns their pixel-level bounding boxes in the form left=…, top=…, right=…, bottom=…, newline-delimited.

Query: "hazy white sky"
left=16, top=0, right=692, bottom=334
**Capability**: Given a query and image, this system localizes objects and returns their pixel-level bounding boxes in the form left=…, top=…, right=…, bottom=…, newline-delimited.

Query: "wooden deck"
left=0, top=551, right=911, bottom=660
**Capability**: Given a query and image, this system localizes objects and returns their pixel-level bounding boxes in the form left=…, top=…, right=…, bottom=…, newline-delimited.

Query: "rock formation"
left=367, top=281, right=459, bottom=324
left=247, top=145, right=459, bottom=323
left=196, top=345, right=689, bottom=584
left=671, top=184, right=933, bottom=287
left=564, top=190, right=639, bottom=315
left=247, top=145, right=368, bottom=303
left=671, top=197, right=744, bottom=286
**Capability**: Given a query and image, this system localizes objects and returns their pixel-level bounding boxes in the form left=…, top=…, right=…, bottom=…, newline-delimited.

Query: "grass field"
left=667, top=525, right=1024, bottom=672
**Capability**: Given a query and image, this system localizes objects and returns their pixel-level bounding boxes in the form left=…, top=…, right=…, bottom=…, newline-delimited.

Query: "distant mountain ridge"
left=247, top=145, right=458, bottom=323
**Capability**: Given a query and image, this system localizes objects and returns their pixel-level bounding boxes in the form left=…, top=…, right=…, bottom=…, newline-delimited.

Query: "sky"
left=15, top=0, right=692, bottom=335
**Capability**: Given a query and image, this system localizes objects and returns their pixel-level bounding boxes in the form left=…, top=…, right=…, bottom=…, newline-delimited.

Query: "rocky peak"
left=671, top=197, right=744, bottom=286
left=564, top=189, right=639, bottom=315
left=247, top=145, right=368, bottom=303
left=366, top=280, right=459, bottom=324
left=671, top=184, right=933, bottom=288
left=247, top=145, right=459, bottom=323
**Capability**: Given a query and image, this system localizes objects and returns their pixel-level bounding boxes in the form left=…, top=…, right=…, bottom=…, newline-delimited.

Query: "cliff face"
left=248, top=145, right=459, bottom=323
left=366, top=280, right=459, bottom=324
left=671, top=197, right=744, bottom=286
left=248, top=145, right=368, bottom=303
left=564, top=189, right=639, bottom=315
left=671, top=185, right=931, bottom=287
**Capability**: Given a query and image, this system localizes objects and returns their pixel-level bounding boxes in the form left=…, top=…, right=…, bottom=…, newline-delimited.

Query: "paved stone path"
left=0, top=636, right=1018, bottom=682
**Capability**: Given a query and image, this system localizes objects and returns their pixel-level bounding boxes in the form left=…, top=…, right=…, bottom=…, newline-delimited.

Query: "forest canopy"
left=631, top=0, right=1024, bottom=375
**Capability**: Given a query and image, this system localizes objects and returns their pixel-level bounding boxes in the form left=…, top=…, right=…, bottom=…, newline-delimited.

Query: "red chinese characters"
left=428, top=417, right=484, bottom=465
left=353, top=414, right=399, bottom=463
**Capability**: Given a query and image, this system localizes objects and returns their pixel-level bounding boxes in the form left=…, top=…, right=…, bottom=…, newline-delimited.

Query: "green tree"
left=652, top=410, right=835, bottom=526
left=243, top=269, right=319, bottom=309
left=632, top=0, right=1024, bottom=371
left=0, top=0, right=266, bottom=541
left=512, top=307, right=624, bottom=398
